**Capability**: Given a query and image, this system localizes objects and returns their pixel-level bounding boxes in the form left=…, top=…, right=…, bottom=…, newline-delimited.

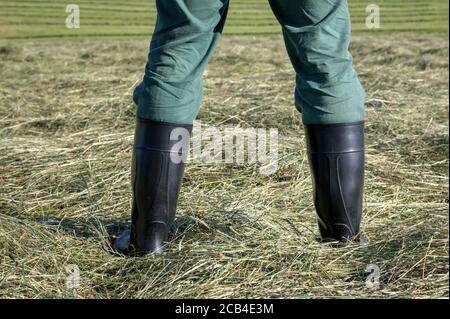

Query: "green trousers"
left=134, top=0, right=365, bottom=125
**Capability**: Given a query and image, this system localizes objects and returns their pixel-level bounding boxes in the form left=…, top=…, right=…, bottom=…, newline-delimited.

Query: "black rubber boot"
left=115, top=117, right=192, bottom=255
left=304, top=122, right=365, bottom=242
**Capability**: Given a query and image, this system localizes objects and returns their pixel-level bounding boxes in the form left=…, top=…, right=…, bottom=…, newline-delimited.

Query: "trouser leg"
left=269, top=0, right=365, bottom=125
left=134, top=0, right=230, bottom=125
left=269, top=0, right=366, bottom=241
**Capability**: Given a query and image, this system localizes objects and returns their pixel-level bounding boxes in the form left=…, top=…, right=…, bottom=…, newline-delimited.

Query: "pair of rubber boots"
left=115, top=117, right=365, bottom=255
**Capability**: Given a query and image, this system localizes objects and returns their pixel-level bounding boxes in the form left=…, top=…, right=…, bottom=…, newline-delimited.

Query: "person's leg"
left=269, top=0, right=366, bottom=241
left=116, top=0, right=229, bottom=255
left=134, top=0, right=229, bottom=124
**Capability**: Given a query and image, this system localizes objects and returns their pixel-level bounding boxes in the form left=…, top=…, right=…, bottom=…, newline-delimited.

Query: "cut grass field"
left=0, top=31, right=448, bottom=298
left=0, top=0, right=449, bottom=41
left=0, top=0, right=449, bottom=299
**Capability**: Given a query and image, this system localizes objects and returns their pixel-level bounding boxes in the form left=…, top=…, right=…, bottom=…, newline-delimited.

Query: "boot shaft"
left=130, top=118, right=192, bottom=254
left=304, top=122, right=365, bottom=242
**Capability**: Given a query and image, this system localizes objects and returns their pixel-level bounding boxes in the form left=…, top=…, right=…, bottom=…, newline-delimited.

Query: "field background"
left=0, top=0, right=449, bottom=299
left=0, top=0, right=449, bottom=41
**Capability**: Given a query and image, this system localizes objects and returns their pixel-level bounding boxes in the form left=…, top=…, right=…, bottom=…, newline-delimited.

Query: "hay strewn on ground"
left=0, top=34, right=448, bottom=298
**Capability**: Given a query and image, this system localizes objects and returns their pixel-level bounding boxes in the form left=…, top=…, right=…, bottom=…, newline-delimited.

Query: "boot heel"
left=136, top=222, right=169, bottom=255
